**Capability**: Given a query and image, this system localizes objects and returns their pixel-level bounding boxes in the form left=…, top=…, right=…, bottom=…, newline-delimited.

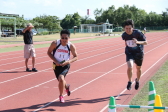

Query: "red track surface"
left=0, top=32, right=168, bottom=112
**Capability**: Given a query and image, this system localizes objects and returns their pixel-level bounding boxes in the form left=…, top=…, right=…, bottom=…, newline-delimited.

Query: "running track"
left=0, top=32, right=168, bottom=112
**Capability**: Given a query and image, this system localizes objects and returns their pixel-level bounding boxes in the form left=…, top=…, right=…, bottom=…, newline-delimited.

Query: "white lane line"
left=0, top=37, right=120, bottom=57
left=0, top=42, right=122, bottom=65
left=33, top=63, right=127, bottom=112
left=0, top=50, right=124, bottom=84
left=0, top=78, right=56, bottom=101
left=0, top=68, right=51, bottom=84
left=1, top=36, right=166, bottom=66
left=1, top=37, right=167, bottom=84
left=0, top=60, right=52, bottom=74
left=99, top=54, right=168, bottom=112
left=0, top=37, right=167, bottom=110
left=0, top=53, right=124, bottom=101
left=0, top=37, right=164, bottom=61
left=33, top=42, right=168, bottom=111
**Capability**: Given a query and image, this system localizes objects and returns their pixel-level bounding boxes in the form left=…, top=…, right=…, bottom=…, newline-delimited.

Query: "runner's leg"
left=127, top=59, right=134, bottom=82
left=58, top=75, right=66, bottom=96
left=136, top=65, right=142, bottom=81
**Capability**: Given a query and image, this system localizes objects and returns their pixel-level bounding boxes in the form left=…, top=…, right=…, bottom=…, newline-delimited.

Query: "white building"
left=80, top=19, right=113, bottom=33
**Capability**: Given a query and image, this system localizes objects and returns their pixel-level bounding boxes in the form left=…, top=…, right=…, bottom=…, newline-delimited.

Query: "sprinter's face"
left=60, top=34, right=69, bottom=45
left=124, top=25, right=133, bottom=35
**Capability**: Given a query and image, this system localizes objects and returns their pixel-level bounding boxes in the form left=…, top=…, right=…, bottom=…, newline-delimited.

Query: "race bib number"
left=126, top=40, right=137, bottom=47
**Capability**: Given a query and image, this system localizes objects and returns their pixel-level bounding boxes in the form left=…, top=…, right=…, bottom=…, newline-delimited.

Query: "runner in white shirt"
left=47, top=29, right=78, bottom=103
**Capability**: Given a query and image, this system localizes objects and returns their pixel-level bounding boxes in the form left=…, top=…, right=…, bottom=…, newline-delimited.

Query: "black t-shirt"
left=122, top=29, right=146, bottom=53
left=23, top=30, right=33, bottom=44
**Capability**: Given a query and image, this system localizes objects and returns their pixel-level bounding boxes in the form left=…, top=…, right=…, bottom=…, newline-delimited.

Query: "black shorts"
left=53, top=62, right=70, bottom=80
left=125, top=49, right=144, bottom=66
left=126, top=52, right=144, bottom=66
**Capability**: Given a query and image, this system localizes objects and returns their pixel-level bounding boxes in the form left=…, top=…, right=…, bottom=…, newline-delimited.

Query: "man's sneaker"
left=65, top=84, right=71, bottom=96
left=127, top=81, right=132, bottom=90
left=26, top=68, right=31, bottom=72
left=59, top=96, right=65, bottom=103
left=135, top=78, right=139, bottom=90
left=32, top=68, right=38, bottom=72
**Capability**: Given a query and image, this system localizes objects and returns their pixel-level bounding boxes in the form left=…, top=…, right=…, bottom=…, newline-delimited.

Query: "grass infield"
left=0, top=35, right=119, bottom=53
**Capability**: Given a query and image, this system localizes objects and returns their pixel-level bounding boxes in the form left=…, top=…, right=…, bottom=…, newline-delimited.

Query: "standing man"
left=47, top=29, right=78, bottom=103
left=122, top=19, right=147, bottom=90
left=23, top=23, right=38, bottom=72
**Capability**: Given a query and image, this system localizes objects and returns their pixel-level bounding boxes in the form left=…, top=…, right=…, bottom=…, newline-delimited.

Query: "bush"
left=113, top=27, right=123, bottom=32
left=37, top=31, right=60, bottom=35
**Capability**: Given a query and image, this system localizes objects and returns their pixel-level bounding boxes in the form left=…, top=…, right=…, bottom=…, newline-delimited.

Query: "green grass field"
left=122, top=60, right=168, bottom=112
left=0, top=32, right=123, bottom=45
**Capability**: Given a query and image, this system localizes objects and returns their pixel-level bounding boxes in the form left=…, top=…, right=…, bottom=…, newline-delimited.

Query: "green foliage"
left=1, top=5, right=168, bottom=32
left=33, top=15, right=62, bottom=31
left=94, top=5, right=168, bottom=28
left=80, top=16, right=96, bottom=24
left=60, top=12, right=81, bottom=29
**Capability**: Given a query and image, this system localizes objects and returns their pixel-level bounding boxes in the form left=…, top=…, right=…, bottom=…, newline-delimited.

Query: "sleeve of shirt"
left=122, top=33, right=125, bottom=40
left=138, top=31, right=146, bottom=41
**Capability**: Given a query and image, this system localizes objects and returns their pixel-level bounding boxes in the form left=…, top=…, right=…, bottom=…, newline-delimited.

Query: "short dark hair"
left=122, top=19, right=134, bottom=28
left=60, top=29, right=70, bottom=37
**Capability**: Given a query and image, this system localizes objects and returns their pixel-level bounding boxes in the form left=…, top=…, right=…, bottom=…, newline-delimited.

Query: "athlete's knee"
left=128, top=67, right=133, bottom=70
left=58, top=75, right=65, bottom=82
left=127, top=60, right=134, bottom=68
left=127, top=67, right=133, bottom=72
left=136, top=66, right=142, bottom=71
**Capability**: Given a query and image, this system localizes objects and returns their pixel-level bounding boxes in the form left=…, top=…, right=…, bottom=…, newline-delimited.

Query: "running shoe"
left=32, top=68, right=38, bottom=72
left=26, top=68, right=31, bottom=72
left=135, top=78, right=139, bottom=90
left=66, top=84, right=71, bottom=96
left=127, top=81, right=132, bottom=90
left=59, top=96, right=65, bottom=103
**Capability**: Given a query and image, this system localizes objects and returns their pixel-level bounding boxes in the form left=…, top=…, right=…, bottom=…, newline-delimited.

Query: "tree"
left=80, top=16, right=96, bottom=24
left=61, top=12, right=81, bottom=29
left=33, top=15, right=62, bottom=31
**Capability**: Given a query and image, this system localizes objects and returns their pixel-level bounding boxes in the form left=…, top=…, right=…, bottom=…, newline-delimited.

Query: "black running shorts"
left=53, top=62, right=70, bottom=80
left=126, top=52, right=144, bottom=66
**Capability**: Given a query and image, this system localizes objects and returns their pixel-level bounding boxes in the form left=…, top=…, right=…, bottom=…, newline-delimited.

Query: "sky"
left=0, top=0, right=167, bottom=20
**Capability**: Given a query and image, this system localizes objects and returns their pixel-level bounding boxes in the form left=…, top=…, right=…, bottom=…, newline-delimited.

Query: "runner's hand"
left=55, top=62, right=60, bottom=66
left=60, top=61, right=70, bottom=67
left=133, top=38, right=138, bottom=43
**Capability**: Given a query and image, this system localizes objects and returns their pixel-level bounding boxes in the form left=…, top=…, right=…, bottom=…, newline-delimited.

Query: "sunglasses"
left=61, top=37, right=68, bottom=40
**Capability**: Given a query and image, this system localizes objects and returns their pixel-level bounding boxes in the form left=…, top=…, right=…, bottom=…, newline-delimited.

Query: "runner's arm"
left=60, top=44, right=78, bottom=66
left=69, top=44, right=78, bottom=63
left=133, top=38, right=148, bottom=45
left=47, top=41, right=60, bottom=66
left=125, top=41, right=127, bottom=46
